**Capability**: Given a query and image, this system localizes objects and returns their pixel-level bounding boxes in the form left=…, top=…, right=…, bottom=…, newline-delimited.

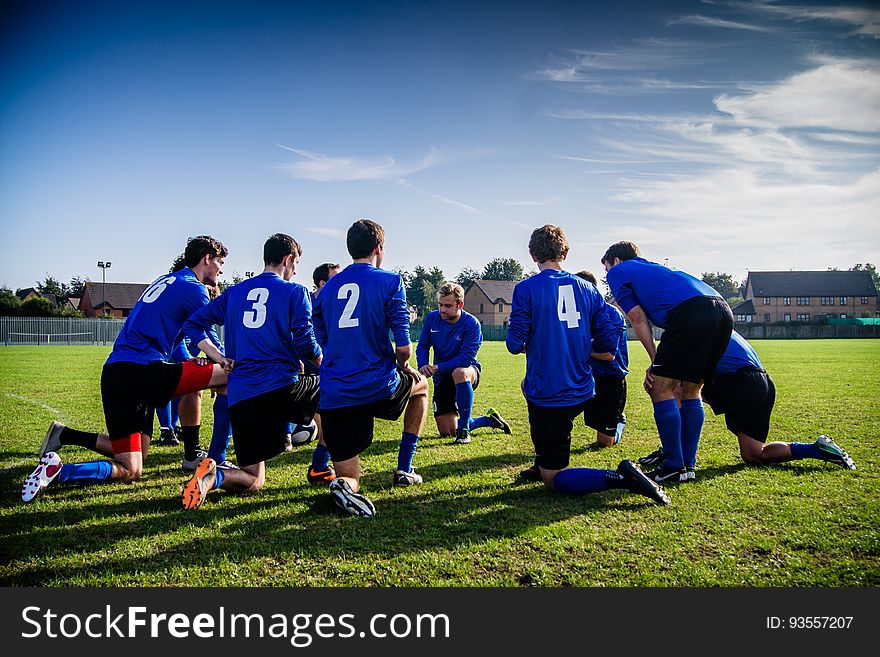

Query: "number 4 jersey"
left=183, top=271, right=321, bottom=406
left=313, top=263, right=411, bottom=410
left=106, top=267, right=211, bottom=367
left=506, top=269, right=618, bottom=407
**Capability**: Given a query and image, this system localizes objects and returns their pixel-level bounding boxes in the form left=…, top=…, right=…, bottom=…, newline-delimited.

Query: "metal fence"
left=0, top=317, right=126, bottom=346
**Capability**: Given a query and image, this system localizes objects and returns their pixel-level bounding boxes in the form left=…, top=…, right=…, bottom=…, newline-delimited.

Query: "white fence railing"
left=0, top=317, right=127, bottom=346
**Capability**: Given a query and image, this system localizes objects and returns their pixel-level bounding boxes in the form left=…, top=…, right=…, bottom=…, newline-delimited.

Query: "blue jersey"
left=106, top=268, right=210, bottom=366
left=590, top=303, right=629, bottom=378
left=183, top=272, right=320, bottom=406
left=715, top=331, right=763, bottom=374
left=416, top=310, right=481, bottom=374
left=606, top=257, right=720, bottom=328
left=313, top=263, right=410, bottom=409
left=506, top=269, right=617, bottom=407
left=171, top=324, right=224, bottom=363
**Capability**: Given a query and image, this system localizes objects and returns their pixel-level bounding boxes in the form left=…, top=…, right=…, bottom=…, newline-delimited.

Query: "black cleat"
left=617, top=459, right=669, bottom=505
left=157, top=427, right=180, bottom=446
left=638, top=445, right=665, bottom=469
left=519, top=464, right=542, bottom=482
left=454, top=428, right=471, bottom=444
left=649, top=463, right=690, bottom=483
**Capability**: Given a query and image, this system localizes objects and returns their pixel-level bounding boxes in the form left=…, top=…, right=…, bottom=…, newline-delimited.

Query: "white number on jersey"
left=243, top=287, right=269, bottom=329
left=557, top=284, right=581, bottom=328
left=142, top=276, right=175, bottom=304
left=338, top=283, right=360, bottom=328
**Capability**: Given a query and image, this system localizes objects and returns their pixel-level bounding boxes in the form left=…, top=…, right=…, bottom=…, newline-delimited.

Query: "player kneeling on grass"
left=506, top=225, right=668, bottom=506
left=416, top=282, right=511, bottom=445
left=178, top=233, right=322, bottom=510
left=23, top=236, right=230, bottom=503
left=638, top=331, right=856, bottom=472
left=312, top=219, right=429, bottom=518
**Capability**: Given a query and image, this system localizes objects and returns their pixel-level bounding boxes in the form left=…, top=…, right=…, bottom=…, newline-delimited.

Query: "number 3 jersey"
left=183, top=271, right=321, bottom=406
left=506, top=269, right=617, bottom=407
left=312, top=263, right=411, bottom=410
left=106, top=267, right=211, bottom=367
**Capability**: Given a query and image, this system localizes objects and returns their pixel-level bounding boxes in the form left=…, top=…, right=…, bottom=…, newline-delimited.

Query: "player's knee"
left=596, top=434, right=615, bottom=448
left=739, top=444, right=764, bottom=465
left=246, top=472, right=265, bottom=491
left=411, top=378, right=429, bottom=397
left=119, top=466, right=143, bottom=484
left=451, top=368, right=467, bottom=384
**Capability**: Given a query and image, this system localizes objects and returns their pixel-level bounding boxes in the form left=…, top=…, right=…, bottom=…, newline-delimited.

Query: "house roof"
left=467, top=279, right=517, bottom=304
left=16, top=287, right=38, bottom=300
left=747, top=271, right=877, bottom=297
left=66, top=297, right=81, bottom=309
left=731, top=299, right=755, bottom=315
left=83, top=281, right=149, bottom=310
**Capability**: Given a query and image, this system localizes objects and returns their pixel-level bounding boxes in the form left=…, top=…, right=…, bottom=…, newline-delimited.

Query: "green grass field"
left=1, top=340, right=878, bottom=586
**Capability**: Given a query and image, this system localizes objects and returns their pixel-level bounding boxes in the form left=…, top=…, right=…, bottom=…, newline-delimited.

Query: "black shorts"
left=701, top=369, right=775, bottom=442
left=229, top=375, right=320, bottom=467
left=527, top=399, right=591, bottom=471
left=101, top=361, right=183, bottom=440
left=432, top=366, right=481, bottom=416
left=652, top=296, right=733, bottom=384
left=320, top=369, right=416, bottom=463
left=583, top=375, right=626, bottom=435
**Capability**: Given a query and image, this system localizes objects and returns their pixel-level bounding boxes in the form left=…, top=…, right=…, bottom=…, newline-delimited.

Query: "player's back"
left=715, top=331, right=763, bottom=374
left=508, top=269, right=614, bottom=406
left=606, top=257, right=720, bottom=327
left=591, top=303, right=629, bottom=378
left=315, top=263, right=410, bottom=409
left=220, top=271, right=318, bottom=404
left=107, top=268, right=208, bottom=366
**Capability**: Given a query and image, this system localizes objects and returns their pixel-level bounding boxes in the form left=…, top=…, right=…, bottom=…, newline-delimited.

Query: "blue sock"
left=397, top=432, right=419, bottom=472
left=653, top=399, right=684, bottom=470
left=468, top=415, right=493, bottom=430
left=286, top=422, right=295, bottom=435
left=455, top=381, right=474, bottom=431
left=57, top=460, right=113, bottom=485
left=790, top=442, right=823, bottom=460
left=207, top=394, right=231, bottom=462
left=156, top=402, right=173, bottom=429
left=170, top=397, right=180, bottom=428
left=552, top=468, right=613, bottom=494
left=212, top=468, right=224, bottom=491
left=679, top=399, right=705, bottom=468
left=311, top=442, right=331, bottom=470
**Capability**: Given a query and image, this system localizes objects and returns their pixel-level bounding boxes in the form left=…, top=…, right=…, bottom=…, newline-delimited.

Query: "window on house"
left=820, top=296, right=834, bottom=305
left=841, top=314, right=847, bottom=319
left=763, top=297, right=770, bottom=305
left=862, top=296, right=870, bottom=304
left=783, top=297, right=791, bottom=306
left=797, top=313, right=810, bottom=321
left=784, top=313, right=791, bottom=322
left=480, top=303, right=484, bottom=313
left=498, top=303, right=503, bottom=312
left=796, top=296, right=810, bottom=305
left=840, top=296, right=848, bottom=305
left=763, top=314, right=770, bottom=322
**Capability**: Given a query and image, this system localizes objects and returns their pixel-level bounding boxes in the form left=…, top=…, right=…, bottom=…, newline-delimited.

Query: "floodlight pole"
left=97, top=261, right=111, bottom=317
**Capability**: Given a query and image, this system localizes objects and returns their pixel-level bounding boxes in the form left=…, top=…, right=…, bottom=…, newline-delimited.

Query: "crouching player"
left=639, top=331, right=856, bottom=471
left=179, top=233, right=321, bottom=509
left=507, top=225, right=668, bottom=505
left=416, top=282, right=511, bottom=445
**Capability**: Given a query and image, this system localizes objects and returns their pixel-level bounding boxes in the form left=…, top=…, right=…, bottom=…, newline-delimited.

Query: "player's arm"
left=436, top=318, right=481, bottom=374
left=290, top=287, right=322, bottom=369
left=415, top=318, right=435, bottom=376
left=387, top=276, right=423, bottom=381
left=183, top=295, right=234, bottom=372
left=505, top=284, right=530, bottom=354
left=625, top=305, right=657, bottom=390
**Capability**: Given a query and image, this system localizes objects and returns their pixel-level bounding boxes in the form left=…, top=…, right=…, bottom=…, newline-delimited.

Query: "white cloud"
left=668, top=14, right=776, bottom=32
left=502, top=196, right=563, bottom=206
left=744, top=2, right=880, bottom=39
left=714, top=58, right=880, bottom=132
left=275, top=144, right=442, bottom=182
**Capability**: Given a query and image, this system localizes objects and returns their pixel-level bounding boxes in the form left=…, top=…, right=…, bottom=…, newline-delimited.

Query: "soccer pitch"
left=1, top=340, right=878, bottom=587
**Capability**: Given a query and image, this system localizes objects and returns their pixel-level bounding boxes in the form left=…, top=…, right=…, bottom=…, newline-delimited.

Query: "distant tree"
left=20, top=297, right=56, bottom=317
left=455, top=267, right=481, bottom=292
left=36, top=275, right=68, bottom=300
left=482, top=258, right=524, bottom=281
left=0, top=286, right=21, bottom=316
left=393, top=267, right=413, bottom=290
left=68, top=276, right=88, bottom=298
left=700, top=272, right=741, bottom=300
left=851, top=263, right=879, bottom=289
left=405, top=266, right=446, bottom=319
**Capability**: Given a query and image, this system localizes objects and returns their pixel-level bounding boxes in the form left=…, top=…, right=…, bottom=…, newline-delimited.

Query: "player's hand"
left=418, top=365, right=435, bottom=378
left=403, top=363, right=424, bottom=383
left=220, top=357, right=235, bottom=374
left=643, top=366, right=654, bottom=392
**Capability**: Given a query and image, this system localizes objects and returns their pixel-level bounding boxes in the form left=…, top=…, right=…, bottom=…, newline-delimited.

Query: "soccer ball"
left=288, top=419, right=318, bottom=446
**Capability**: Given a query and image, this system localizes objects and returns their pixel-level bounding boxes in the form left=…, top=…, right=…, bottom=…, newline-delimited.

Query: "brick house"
left=463, top=279, right=517, bottom=326
left=79, top=281, right=148, bottom=318
left=743, top=271, right=878, bottom=322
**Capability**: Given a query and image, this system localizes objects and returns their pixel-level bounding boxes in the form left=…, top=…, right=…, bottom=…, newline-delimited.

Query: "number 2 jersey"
left=106, top=267, right=210, bottom=367
left=507, top=269, right=617, bottom=407
left=183, top=271, right=321, bottom=406
left=313, top=263, right=411, bottom=409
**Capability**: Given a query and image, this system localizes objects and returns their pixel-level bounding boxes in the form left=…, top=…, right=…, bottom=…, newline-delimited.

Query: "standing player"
left=639, top=331, right=856, bottom=471
left=179, top=233, right=322, bottom=509
left=416, top=282, right=511, bottom=444
left=602, top=241, right=733, bottom=483
left=506, top=225, right=668, bottom=505
left=313, top=219, right=429, bottom=518
left=22, top=236, right=230, bottom=502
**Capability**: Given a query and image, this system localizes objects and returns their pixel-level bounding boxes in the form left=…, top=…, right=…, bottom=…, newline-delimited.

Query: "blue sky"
left=2, top=0, right=878, bottom=292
